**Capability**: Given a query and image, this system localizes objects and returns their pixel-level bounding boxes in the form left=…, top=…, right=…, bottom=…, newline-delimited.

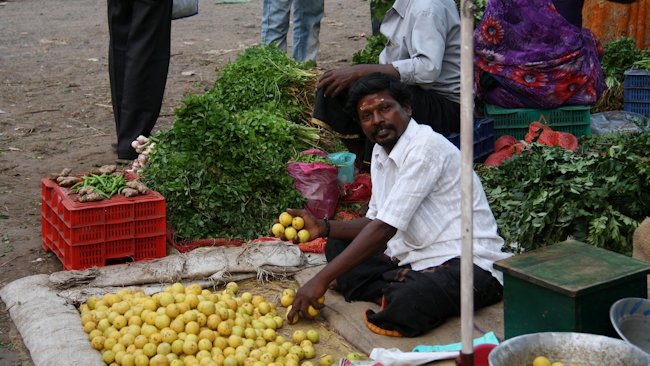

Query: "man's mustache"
left=371, top=124, right=395, bottom=138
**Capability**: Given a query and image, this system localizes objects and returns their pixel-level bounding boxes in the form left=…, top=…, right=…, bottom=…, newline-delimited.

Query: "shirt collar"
left=373, top=119, right=418, bottom=168
left=392, top=0, right=410, bottom=18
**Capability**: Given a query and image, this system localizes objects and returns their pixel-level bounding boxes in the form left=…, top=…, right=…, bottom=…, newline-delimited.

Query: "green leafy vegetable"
left=632, top=56, right=650, bottom=70
left=352, top=34, right=387, bottom=65
left=600, top=37, right=646, bottom=88
left=478, top=131, right=650, bottom=255
left=288, top=151, right=338, bottom=167
left=142, top=46, right=324, bottom=241
left=209, top=45, right=316, bottom=124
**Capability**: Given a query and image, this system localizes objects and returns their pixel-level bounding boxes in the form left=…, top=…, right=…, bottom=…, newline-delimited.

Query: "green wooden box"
left=494, top=241, right=650, bottom=339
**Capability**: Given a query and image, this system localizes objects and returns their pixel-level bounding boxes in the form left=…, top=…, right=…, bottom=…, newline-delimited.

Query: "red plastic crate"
left=135, top=235, right=167, bottom=260
left=41, top=178, right=167, bottom=270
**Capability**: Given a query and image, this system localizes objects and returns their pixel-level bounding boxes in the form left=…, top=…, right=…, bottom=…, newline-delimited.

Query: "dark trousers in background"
left=325, top=238, right=503, bottom=337
left=108, top=0, right=172, bottom=160
left=551, top=0, right=585, bottom=28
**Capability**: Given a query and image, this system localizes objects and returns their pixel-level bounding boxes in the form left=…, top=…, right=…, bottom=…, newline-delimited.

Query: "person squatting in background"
left=311, top=0, right=461, bottom=172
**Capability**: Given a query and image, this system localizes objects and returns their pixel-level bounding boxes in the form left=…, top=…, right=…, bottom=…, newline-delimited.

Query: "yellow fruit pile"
left=276, top=289, right=334, bottom=366
left=78, top=282, right=334, bottom=366
left=271, top=212, right=310, bottom=243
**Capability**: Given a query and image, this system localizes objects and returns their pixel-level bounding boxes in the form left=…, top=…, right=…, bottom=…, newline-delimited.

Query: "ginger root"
left=48, top=168, right=72, bottom=181
left=126, top=180, right=149, bottom=194
left=77, top=186, right=95, bottom=196
left=89, top=164, right=118, bottom=175
left=121, top=187, right=139, bottom=198
left=77, top=186, right=103, bottom=202
left=57, top=176, right=82, bottom=187
left=79, top=192, right=103, bottom=202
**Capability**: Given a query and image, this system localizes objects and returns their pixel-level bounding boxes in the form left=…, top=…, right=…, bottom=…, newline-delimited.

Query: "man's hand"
left=287, top=276, right=328, bottom=321
left=318, top=66, right=365, bottom=97
left=287, top=219, right=396, bottom=322
left=317, top=64, right=400, bottom=97
left=286, top=208, right=323, bottom=242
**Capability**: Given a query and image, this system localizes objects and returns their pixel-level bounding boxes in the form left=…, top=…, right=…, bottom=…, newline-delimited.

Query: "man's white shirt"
left=366, top=120, right=511, bottom=283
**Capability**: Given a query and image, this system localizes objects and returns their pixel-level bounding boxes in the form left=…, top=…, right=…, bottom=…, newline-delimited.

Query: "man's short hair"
left=345, top=72, right=412, bottom=122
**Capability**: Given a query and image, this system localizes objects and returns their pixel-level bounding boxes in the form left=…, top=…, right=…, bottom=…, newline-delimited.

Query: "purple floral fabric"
left=474, top=0, right=606, bottom=109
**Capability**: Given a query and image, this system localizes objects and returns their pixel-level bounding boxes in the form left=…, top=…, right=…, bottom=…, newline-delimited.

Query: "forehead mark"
left=358, top=97, right=385, bottom=112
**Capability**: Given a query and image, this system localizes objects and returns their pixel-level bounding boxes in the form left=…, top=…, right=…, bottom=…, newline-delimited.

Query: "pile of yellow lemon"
left=78, top=282, right=335, bottom=366
left=271, top=212, right=310, bottom=243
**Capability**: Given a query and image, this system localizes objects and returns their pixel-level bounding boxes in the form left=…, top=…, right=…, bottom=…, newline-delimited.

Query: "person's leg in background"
left=311, top=88, right=367, bottom=170
left=109, top=0, right=171, bottom=161
left=291, top=0, right=324, bottom=62
left=261, top=0, right=292, bottom=52
left=369, top=0, right=381, bottom=36
left=408, top=87, right=460, bottom=137
left=108, top=0, right=130, bottom=155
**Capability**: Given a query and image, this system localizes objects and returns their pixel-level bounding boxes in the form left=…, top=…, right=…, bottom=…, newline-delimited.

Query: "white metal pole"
left=459, top=0, right=476, bottom=364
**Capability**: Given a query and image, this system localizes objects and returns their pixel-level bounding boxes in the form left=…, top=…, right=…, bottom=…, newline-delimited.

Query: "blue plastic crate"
left=446, top=117, right=495, bottom=163
left=624, top=69, right=650, bottom=88
left=624, top=69, right=650, bottom=118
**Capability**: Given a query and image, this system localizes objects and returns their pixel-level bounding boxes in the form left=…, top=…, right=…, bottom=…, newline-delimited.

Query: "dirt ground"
left=0, top=0, right=372, bottom=364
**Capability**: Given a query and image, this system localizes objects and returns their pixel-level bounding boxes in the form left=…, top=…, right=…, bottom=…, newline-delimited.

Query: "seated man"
left=288, top=73, right=511, bottom=337
left=312, top=0, right=461, bottom=171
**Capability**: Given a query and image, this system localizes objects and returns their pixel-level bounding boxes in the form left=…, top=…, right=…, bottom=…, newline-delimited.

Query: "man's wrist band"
left=323, top=218, right=330, bottom=237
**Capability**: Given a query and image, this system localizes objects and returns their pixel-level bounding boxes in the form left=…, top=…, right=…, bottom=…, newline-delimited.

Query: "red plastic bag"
left=495, top=135, right=518, bottom=152
left=287, top=149, right=339, bottom=219
left=484, top=149, right=514, bottom=166
left=339, top=173, right=372, bottom=203
left=557, top=132, right=579, bottom=150
left=524, top=116, right=559, bottom=147
left=298, top=237, right=327, bottom=253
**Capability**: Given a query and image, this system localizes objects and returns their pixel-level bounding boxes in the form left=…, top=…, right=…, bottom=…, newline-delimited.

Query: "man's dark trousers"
left=108, top=0, right=172, bottom=160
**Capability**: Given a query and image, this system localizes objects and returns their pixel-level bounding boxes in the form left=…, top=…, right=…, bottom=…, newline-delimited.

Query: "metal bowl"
left=489, top=332, right=650, bottom=366
left=610, top=297, right=650, bottom=353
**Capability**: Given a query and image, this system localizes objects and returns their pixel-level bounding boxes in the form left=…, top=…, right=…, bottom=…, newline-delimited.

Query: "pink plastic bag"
left=287, top=149, right=339, bottom=219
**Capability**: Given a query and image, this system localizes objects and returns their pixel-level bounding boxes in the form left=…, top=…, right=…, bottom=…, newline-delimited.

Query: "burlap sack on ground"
left=48, top=241, right=304, bottom=297
left=0, top=275, right=104, bottom=366
left=0, top=241, right=306, bottom=366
